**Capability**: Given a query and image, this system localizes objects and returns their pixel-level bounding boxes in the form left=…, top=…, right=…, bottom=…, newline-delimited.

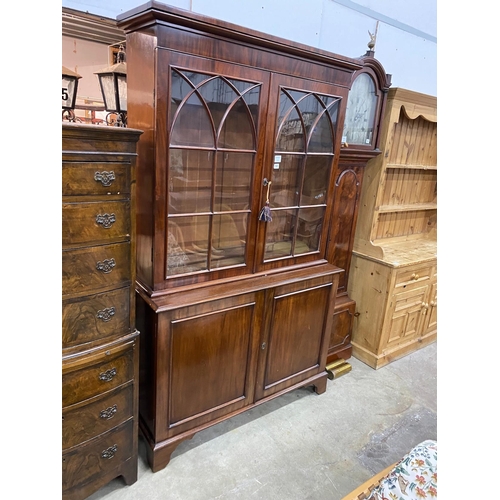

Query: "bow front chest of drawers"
left=62, top=123, right=142, bottom=499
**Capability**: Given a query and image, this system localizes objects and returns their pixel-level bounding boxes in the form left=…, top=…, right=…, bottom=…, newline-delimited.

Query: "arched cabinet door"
left=254, top=73, right=346, bottom=273
left=155, top=50, right=272, bottom=289
left=327, top=166, right=363, bottom=296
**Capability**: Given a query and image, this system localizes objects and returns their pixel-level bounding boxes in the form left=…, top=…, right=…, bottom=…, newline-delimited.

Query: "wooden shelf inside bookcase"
left=386, top=163, right=437, bottom=170
left=378, top=202, right=437, bottom=213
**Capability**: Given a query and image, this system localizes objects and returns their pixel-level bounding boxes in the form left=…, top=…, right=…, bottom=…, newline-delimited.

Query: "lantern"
left=95, top=45, right=127, bottom=126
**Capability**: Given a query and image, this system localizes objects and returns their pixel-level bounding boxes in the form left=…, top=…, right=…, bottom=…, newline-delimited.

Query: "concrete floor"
left=87, top=342, right=437, bottom=500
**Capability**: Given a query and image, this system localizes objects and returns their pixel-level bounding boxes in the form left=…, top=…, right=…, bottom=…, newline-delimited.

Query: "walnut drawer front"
left=62, top=162, right=131, bottom=196
left=62, top=242, right=131, bottom=296
left=62, top=200, right=131, bottom=247
left=63, top=383, right=134, bottom=450
left=63, top=346, right=134, bottom=407
left=62, top=419, right=133, bottom=493
left=62, top=287, right=130, bottom=349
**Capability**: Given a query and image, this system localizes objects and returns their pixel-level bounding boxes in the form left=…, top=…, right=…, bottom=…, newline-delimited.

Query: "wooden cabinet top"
left=117, top=1, right=363, bottom=73
left=387, top=88, right=437, bottom=123
left=62, top=123, right=143, bottom=151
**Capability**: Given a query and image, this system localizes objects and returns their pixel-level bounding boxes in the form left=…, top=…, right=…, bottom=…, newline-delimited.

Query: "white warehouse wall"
left=61, top=0, right=437, bottom=96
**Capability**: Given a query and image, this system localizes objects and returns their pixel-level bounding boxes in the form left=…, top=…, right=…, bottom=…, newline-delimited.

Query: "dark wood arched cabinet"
left=326, top=53, right=392, bottom=367
left=117, top=1, right=390, bottom=472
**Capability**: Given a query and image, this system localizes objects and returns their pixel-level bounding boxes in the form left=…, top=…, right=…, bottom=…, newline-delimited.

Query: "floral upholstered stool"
left=342, top=440, right=437, bottom=499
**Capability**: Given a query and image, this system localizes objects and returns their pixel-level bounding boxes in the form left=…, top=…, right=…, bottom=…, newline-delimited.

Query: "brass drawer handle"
left=94, top=171, right=115, bottom=187
left=96, top=307, right=116, bottom=322
left=101, top=444, right=118, bottom=459
left=96, top=258, right=116, bottom=274
left=99, top=367, right=117, bottom=382
left=411, top=273, right=419, bottom=280
left=100, top=404, right=118, bottom=420
left=96, top=213, right=116, bottom=229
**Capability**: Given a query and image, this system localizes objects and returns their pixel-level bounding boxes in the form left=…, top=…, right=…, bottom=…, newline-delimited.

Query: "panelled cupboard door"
left=383, top=284, right=430, bottom=350
left=421, top=279, right=437, bottom=337
left=255, top=275, right=335, bottom=400
left=154, top=292, right=265, bottom=440
left=155, top=52, right=347, bottom=287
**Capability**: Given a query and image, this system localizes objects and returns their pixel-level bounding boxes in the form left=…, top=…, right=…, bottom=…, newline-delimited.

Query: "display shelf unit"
left=348, top=88, right=437, bottom=369
left=62, top=123, right=142, bottom=499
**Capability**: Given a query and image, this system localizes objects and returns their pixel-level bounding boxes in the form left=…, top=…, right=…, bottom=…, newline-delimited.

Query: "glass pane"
left=219, top=98, right=255, bottom=149
left=167, top=216, right=209, bottom=275
left=308, top=111, right=333, bottom=153
left=343, top=73, right=377, bottom=145
left=171, top=70, right=192, bottom=119
left=211, top=213, right=246, bottom=268
left=62, top=76, right=77, bottom=108
left=288, top=90, right=306, bottom=103
left=301, top=156, right=331, bottom=206
left=297, top=94, right=323, bottom=135
left=117, top=75, right=127, bottom=111
left=215, top=152, right=253, bottom=211
left=171, top=91, right=214, bottom=147
left=270, top=154, right=302, bottom=208
left=264, top=209, right=296, bottom=260
left=227, top=79, right=253, bottom=94
left=166, top=220, right=191, bottom=276
left=277, top=107, right=304, bottom=151
left=242, top=85, right=261, bottom=128
left=319, top=95, right=335, bottom=107
left=181, top=70, right=212, bottom=88
left=327, top=99, right=340, bottom=127
left=99, top=74, right=116, bottom=111
left=198, top=77, right=237, bottom=132
left=296, top=207, right=325, bottom=253
left=169, top=149, right=213, bottom=214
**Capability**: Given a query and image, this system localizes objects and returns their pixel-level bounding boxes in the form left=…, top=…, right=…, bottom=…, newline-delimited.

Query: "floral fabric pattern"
left=366, top=440, right=437, bottom=499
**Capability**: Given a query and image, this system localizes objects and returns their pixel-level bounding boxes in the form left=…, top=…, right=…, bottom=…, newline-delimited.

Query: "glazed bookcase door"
left=157, top=51, right=271, bottom=286
left=255, top=74, right=343, bottom=272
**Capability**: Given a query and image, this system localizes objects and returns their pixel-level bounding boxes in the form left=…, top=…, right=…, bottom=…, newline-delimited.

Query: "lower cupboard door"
left=160, top=294, right=263, bottom=437
left=255, top=279, right=333, bottom=400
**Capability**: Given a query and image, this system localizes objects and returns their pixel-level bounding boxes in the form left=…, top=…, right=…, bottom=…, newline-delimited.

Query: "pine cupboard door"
left=155, top=50, right=271, bottom=289
left=382, top=284, right=430, bottom=351
left=254, top=73, right=346, bottom=272
left=154, top=292, right=264, bottom=440
left=254, top=274, right=336, bottom=401
left=421, top=278, right=437, bottom=338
